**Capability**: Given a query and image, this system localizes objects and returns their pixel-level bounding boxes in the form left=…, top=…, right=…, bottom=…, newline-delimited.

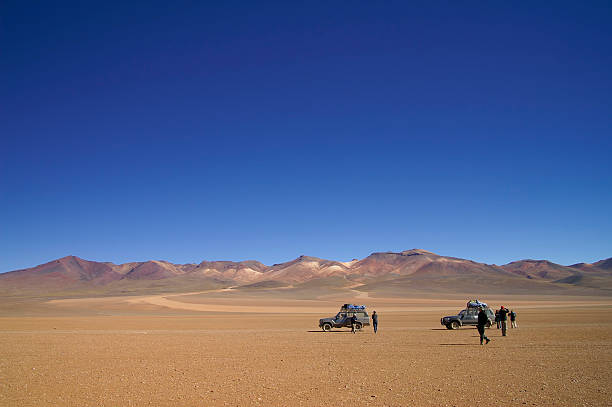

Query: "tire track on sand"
left=125, top=292, right=331, bottom=313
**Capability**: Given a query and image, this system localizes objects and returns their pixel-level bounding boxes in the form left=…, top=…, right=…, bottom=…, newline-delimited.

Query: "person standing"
left=510, top=310, right=517, bottom=328
left=498, top=306, right=509, bottom=336
left=372, top=311, right=378, bottom=334
left=351, top=314, right=358, bottom=334
left=495, top=309, right=500, bottom=329
left=477, top=306, right=491, bottom=345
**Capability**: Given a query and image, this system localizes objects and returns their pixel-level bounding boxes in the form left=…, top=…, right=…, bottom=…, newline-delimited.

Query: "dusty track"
left=48, top=290, right=610, bottom=313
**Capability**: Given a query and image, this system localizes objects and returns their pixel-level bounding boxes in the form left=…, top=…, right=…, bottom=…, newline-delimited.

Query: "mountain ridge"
left=1, top=250, right=610, bottom=296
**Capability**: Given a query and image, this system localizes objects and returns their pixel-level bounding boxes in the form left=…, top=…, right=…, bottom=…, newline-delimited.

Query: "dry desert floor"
left=0, top=292, right=611, bottom=406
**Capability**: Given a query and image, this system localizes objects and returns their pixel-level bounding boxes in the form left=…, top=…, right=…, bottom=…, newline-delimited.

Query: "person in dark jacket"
left=510, top=310, right=517, bottom=328
left=498, top=306, right=510, bottom=336
left=477, top=307, right=491, bottom=345
left=495, top=309, right=500, bottom=329
left=372, top=311, right=378, bottom=334
left=351, top=314, right=358, bottom=334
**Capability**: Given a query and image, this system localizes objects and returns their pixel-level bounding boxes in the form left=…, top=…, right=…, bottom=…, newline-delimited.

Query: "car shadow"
left=431, top=328, right=448, bottom=331
left=307, top=330, right=355, bottom=333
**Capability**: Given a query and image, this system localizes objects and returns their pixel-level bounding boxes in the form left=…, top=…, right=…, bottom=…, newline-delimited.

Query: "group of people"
left=495, top=306, right=517, bottom=335
left=349, top=307, right=515, bottom=344
left=477, top=305, right=518, bottom=345
left=350, top=310, right=378, bottom=333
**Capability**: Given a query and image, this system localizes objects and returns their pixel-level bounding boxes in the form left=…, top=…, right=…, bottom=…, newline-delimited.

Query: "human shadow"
left=438, top=343, right=480, bottom=346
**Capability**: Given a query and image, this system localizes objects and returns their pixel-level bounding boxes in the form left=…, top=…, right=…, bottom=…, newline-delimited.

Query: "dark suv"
left=441, top=306, right=494, bottom=330
left=319, top=304, right=370, bottom=332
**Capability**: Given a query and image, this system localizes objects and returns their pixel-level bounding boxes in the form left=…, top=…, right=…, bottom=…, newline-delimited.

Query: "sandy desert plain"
left=1, top=285, right=611, bottom=407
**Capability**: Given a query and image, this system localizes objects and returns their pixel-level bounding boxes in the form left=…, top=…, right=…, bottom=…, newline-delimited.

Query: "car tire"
left=485, top=321, right=492, bottom=329
left=445, top=324, right=453, bottom=330
left=355, top=322, right=362, bottom=331
left=322, top=323, right=332, bottom=332
left=450, top=321, right=460, bottom=330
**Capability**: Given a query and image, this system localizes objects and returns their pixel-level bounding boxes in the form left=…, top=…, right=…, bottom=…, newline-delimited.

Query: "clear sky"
left=2, top=1, right=611, bottom=272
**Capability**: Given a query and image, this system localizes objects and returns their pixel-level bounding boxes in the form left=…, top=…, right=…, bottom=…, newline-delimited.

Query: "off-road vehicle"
left=319, top=304, right=370, bottom=332
left=440, top=300, right=494, bottom=330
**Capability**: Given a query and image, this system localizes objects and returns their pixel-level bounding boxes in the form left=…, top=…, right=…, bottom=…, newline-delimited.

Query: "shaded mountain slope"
left=594, top=257, right=612, bottom=270
left=501, top=260, right=579, bottom=280
left=571, top=257, right=612, bottom=273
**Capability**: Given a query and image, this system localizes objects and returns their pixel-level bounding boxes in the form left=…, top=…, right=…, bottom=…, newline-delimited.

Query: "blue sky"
left=2, top=1, right=611, bottom=272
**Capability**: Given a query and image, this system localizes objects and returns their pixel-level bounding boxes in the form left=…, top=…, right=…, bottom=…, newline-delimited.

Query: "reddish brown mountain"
left=501, top=260, right=578, bottom=280
left=192, top=260, right=267, bottom=283
left=594, top=258, right=612, bottom=270
left=570, top=257, right=612, bottom=273
left=124, top=261, right=187, bottom=280
left=353, top=250, right=543, bottom=295
left=1, top=251, right=610, bottom=296
left=0, top=256, right=122, bottom=293
left=261, top=255, right=350, bottom=283
left=349, top=249, right=437, bottom=277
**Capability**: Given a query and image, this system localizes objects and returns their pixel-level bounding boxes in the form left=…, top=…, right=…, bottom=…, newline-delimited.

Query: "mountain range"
left=1, top=249, right=611, bottom=297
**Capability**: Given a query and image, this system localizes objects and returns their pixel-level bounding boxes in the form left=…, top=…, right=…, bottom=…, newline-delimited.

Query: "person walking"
left=477, top=306, right=491, bottom=345
left=498, top=306, right=510, bottom=336
left=372, top=311, right=378, bottom=334
left=510, top=309, right=517, bottom=328
left=351, top=314, right=358, bottom=334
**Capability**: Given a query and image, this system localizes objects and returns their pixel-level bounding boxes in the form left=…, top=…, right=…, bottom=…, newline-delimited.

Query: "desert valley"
left=1, top=249, right=611, bottom=406
left=5, top=0, right=611, bottom=405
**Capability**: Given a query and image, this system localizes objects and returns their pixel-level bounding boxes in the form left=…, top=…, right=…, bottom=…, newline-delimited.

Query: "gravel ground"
left=0, top=304, right=610, bottom=406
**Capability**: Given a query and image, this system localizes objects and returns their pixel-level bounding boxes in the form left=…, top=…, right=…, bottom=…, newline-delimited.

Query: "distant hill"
left=594, top=258, right=612, bottom=271
left=1, top=251, right=610, bottom=297
left=501, top=260, right=578, bottom=280
left=570, top=258, right=612, bottom=273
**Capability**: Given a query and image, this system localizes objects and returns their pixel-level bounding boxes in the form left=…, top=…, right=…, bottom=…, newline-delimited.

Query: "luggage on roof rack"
left=341, top=304, right=366, bottom=311
left=467, top=299, right=488, bottom=308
